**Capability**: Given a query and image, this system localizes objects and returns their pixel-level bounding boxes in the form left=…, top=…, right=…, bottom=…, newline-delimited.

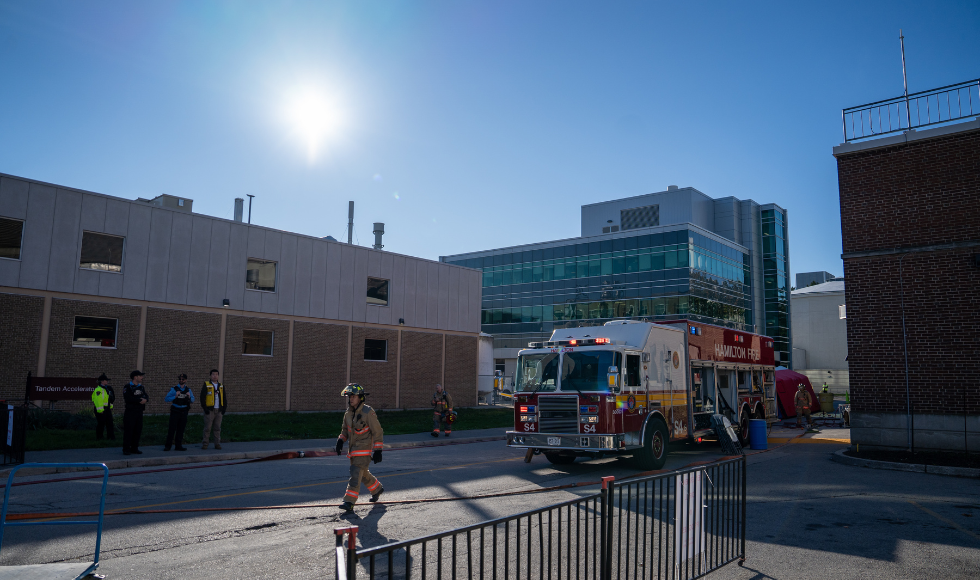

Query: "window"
left=72, top=316, right=118, bottom=348
left=79, top=232, right=124, bottom=272
left=242, top=329, right=274, bottom=356
left=626, top=354, right=641, bottom=387
left=367, top=277, right=389, bottom=306
left=0, top=217, right=24, bottom=260
left=839, top=304, right=847, bottom=319
left=246, top=259, right=277, bottom=292
left=364, top=339, right=387, bottom=361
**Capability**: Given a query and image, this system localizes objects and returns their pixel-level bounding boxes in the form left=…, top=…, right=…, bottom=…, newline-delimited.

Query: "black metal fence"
left=335, top=456, right=745, bottom=580
left=842, top=78, right=980, bottom=142
left=0, top=403, right=27, bottom=466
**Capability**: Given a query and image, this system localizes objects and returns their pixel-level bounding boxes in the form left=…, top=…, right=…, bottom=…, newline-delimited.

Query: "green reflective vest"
left=92, top=386, right=111, bottom=412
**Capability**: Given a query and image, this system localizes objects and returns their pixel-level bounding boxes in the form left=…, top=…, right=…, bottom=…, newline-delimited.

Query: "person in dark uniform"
left=122, top=370, right=148, bottom=455
left=164, top=373, right=195, bottom=451
left=91, top=373, right=115, bottom=440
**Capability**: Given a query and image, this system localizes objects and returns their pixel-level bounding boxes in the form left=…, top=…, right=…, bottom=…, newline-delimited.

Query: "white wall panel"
left=351, top=247, right=368, bottom=322
left=0, top=177, right=30, bottom=219
left=121, top=204, right=152, bottom=300
left=364, top=251, right=382, bottom=324
left=309, top=240, right=328, bottom=319
left=413, top=259, right=426, bottom=328
left=260, top=231, right=282, bottom=314
left=337, top=245, right=355, bottom=321
left=377, top=253, right=394, bottom=326
left=186, top=215, right=213, bottom=306
left=104, top=199, right=130, bottom=237
left=225, top=223, right=248, bottom=310
left=98, top=269, right=124, bottom=298
left=48, top=189, right=83, bottom=293
left=323, top=242, right=342, bottom=320
left=401, top=258, right=415, bottom=327
left=144, top=209, right=173, bottom=302
left=79, top=194, right=106, bottom=232
left=447, top=267, right=459, bottom=331
left=207, top=221, right=231, bottom=308
left=277, top=234, right=298, bottom=315
left=293, top=237, right=314, bottom=317
left=166, top=212, right=194, bottom=304
left=427, top=262, right=440, bottom=330
left=73, top=268, right=100, bottom=296
left=17, top=183, right=56, bottom=290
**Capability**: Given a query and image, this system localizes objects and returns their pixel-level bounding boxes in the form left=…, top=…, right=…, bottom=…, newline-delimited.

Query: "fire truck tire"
left=544, top=452, right=576, bottom=465
left=635, top=417, right=669, bottom=470
left=737, top=409, right=750, bottom=446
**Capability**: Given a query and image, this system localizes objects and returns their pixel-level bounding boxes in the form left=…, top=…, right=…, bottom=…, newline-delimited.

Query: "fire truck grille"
left=538, top=396, right=579, bottom=433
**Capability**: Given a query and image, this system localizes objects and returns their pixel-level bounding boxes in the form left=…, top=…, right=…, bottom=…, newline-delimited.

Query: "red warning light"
left=568, top=340, right=577, bottom=346
left=595, top=338, right=610, bottom=344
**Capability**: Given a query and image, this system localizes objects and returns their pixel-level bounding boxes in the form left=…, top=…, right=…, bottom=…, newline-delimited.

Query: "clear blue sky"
left=1, top=2, right=977, bottom=280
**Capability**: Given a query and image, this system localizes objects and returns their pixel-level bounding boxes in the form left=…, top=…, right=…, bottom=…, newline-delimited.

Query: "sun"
left=284, top=88, right=345, bottom=161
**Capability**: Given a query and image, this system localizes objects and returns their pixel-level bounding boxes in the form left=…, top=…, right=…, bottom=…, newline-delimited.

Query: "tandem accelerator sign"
left=28, top=377, right=98, bottom=401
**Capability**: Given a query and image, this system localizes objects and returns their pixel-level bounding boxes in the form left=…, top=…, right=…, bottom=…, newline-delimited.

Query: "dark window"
left=79, top=232, right=124, bottom=272
left=72, top=316, right=118, bottom=348
left=367, top=277, right=389, bottom=306
left=364, top=339, right=387, bottom=361
left=0, top=218, right=24, bottom=260
left=246, top=259, right=277, bottom=292
left=242, top=329, right=274, bottom=356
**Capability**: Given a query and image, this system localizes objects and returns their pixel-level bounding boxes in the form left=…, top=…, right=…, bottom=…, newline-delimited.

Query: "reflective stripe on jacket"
left=92, top=386, right=110, bottom=412
left=201, top=382, right=226, bottom=412
left=432, top=391, right=454, bottom=413
left=339, top=403, right=384, bottom=456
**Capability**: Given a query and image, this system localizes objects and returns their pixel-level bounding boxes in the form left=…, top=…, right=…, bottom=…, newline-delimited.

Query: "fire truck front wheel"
left=544, top=452, right=576, bottom=465
left=635, top=417, right=669, bottom=470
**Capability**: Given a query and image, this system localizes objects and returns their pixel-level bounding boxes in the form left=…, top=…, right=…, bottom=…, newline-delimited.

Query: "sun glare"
left=285, top=88, right=345, bottom=162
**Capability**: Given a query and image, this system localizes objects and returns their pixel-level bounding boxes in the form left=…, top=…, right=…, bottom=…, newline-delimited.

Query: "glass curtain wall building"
left=442, top=187, right=791, bottom=377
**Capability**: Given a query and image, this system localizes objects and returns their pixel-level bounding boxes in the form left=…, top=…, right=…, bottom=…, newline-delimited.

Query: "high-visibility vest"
left=92, top=386, right=110, bottom=412
left=203, top=382, right=224, bottom=408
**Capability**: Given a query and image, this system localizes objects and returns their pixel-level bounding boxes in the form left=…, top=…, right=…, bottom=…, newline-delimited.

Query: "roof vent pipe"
left=234, top=198, right=244, bottom=222
left=667, top=185, right=679, bottom=191
left=347, top=201, right=354, bottom=244
left=373, top=223, right=385, bottom=250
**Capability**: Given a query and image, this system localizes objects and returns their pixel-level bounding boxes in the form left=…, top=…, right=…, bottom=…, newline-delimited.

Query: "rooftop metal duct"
left=373, top=222, right=384, bottom=250
left=234, top=198, right=244, bottom=222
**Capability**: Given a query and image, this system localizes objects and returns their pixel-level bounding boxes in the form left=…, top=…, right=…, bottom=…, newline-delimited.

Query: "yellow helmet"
left=341, top=383, right=367, bottom=398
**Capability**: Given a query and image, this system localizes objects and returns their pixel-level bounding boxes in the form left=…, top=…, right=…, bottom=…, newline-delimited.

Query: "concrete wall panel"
left=447, top=267, right=459, bottom=331
left=377, top=252, right=394, bottom=326
left=47, top=189, right=83, bottom=293
left=98, top=269, right=124, bottom=298
left=73, top=268, right=100, bottom=296
left=308, top=240, right=328, bottom=319
left=165, top=212, right=194, bottom=304
left=207, top=221, right=231, bottom=308
left=427, top=262, right=440, bottom=330
left=144, top=209, right=174, bottom=302
left=121, top=204, right=152, bottom=300
left=323, top=242, right=342, bottom=320
left=186, top=215, right=213, bottom=306
left=412, top=260, right=426, bottom=328
left=293, top=237, right=313, bottom=317
left=79, top=194, right=106, bottom=232
left=225, top=223, right=248, bottom=309
left=104, top=199, right=130, bottom=237
left=365, top=251, right=382, bottom=324
left=0, top=176, right=30, bottom=219
left=351, top=247, right=368, bottom=322
left=18, top=182, right=56, bottom=290
left=277, top=234, right=298, bottom=315
left=337, top=244, right=355, bottom=321
left=390, top=255, right=406, bottom=327
left=260, top=231, right=281, bottom=314
left=0, top=258, right=19, bottom=286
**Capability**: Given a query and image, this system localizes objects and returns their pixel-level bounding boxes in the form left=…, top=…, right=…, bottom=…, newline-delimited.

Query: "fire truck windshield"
left=516, top=353, right=559, bottom=392
left=560, top=350, right=622, bottom=392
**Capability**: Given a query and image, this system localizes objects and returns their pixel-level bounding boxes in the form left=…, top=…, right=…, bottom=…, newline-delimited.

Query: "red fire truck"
left=506, top=320, right=777, bottom=469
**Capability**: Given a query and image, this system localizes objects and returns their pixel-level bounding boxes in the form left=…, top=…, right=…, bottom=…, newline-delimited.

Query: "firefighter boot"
left=340, top=501, right=355, bottom=513
left=431, top=430, right=439, bottom=438
left=370, top=485, right=384, bottom=502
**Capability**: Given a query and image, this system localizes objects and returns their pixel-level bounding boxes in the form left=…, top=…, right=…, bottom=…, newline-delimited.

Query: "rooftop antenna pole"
left=247, top=194, right=255, bottom=224
left=900, top=29, right=911, bottom=129
left=347, top=201, right=354, bottom=244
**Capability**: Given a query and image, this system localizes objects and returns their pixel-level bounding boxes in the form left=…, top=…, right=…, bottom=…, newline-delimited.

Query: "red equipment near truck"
left=506, top=319, right=777, bottom=469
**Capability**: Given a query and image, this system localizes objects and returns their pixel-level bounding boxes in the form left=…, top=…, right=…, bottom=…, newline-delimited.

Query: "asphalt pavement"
left=1, top=429, right=977, bottom=579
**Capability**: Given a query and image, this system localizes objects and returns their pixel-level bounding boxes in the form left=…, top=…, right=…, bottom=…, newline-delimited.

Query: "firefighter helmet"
left=341, top=383, right=367, bottom=398
left=446, top=410, right=458, bottom=424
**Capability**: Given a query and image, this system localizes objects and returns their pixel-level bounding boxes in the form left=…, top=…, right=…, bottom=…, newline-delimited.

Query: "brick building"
left=834, top=86, right=980, bottom=452
left=0, top=172, right=481, bottom=414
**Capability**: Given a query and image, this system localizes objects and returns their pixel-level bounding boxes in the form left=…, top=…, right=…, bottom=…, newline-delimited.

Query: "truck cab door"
left=624, top=353, right=644, bottom=432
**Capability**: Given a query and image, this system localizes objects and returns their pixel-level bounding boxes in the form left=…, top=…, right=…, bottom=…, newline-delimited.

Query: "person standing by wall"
left=201, top=369, right=227, bottom=450
left=122, top=370, right=148, bottom=455
left=431, top=383, right=454, bottom=437
left=795, top=383, right=813, bottom=429
left=91, top=373, right=115, bottom=441
left=164, top=373, right=195, bottom=451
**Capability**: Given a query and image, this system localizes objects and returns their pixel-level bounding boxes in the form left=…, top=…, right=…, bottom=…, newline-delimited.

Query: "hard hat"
left=446, top=410, right=458, bottom=424
left=341, top=383, right=367, bottom=397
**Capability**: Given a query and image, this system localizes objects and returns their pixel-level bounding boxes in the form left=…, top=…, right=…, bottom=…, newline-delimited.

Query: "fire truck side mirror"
left=607, top=366, right=620, bottom=392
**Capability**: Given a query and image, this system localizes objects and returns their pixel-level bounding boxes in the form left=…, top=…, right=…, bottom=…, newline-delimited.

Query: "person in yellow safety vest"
left=91, top=373, right=115, bottom=441
left=795, top=384, right=813, bottom=429
left=200, top=369, right=227, bottom=450
left=336, top=383, right=384, bottom=512
left=431, top=384, right=454, bottom=437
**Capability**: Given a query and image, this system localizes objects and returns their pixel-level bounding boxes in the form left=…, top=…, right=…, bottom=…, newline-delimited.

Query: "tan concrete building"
left=0, top=172, right=482, bottom=414
left=790, top=280, right=848, bottom=394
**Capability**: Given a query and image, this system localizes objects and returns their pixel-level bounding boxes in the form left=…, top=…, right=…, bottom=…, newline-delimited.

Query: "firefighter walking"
left=431, top=383, right=454, bottom=437
left=336, top=384, right=384, bottom=512
left=795, top=383, right=813, bottom=429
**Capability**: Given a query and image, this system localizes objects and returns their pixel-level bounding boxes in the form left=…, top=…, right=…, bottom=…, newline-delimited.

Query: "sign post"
left=675, top=470, right=705, bottom=576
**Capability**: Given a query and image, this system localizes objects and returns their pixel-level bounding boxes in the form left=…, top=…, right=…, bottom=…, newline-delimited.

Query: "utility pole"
left=900, top=29, right=911, bottom=129
left=247, top=194, right=255, bottom=224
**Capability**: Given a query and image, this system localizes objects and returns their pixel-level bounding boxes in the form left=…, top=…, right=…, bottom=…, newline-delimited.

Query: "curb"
left=830, top=449, right=980, bottom=479
left=4, top=435, right=507, bottom=478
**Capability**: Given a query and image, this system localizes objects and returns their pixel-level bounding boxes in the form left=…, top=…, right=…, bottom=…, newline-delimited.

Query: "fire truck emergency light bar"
left=527, top=338, right=611, bottom=348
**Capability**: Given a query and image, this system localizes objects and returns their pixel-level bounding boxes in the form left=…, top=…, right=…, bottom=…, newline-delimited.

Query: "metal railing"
left=0, top=404, right=26, bottom=466
left=335, top=455, right=746, bottom=580
left=842, top=79, right=980, bottom=142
